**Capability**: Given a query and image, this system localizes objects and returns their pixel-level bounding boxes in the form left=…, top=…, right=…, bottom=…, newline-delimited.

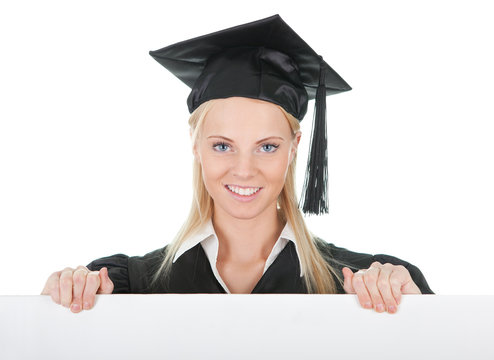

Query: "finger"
left=97, top=267, right=114, bottom=294
left=82, top=271, right=101, bottom=310
left=390, top=265, right=421, bottom=305
left=59, top=267, right=74, bottom=308
left=342, top=267, right=355, bottom=294
left=363, top=265, right=386, bottom=312
left=352, top=270, right=373, bottom=309
left=377, top=263, right=398, bottom=314
left=41, top=271, right=62, bottom=305
left=70, top=266, right=89, bottom=313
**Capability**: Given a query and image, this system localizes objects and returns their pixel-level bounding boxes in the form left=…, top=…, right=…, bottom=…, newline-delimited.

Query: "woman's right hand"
left=41, top=266, right=114, bottom=313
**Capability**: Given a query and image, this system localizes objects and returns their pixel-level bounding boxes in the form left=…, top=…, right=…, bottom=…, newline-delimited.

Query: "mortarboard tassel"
left=300, top=56, right=328, bottom=215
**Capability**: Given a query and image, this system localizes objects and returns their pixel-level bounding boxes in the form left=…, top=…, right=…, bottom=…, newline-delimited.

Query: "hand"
left=41, top=266, right=114, bottom=313
left=342, top=262, right=421, bottom=314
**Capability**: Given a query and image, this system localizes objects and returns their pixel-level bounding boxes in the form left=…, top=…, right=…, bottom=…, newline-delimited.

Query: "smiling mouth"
left=225, top=184, right=262, bottom=196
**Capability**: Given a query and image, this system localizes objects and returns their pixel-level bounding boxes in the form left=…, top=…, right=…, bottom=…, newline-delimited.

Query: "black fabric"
left=148, top=14, right=351, bottom=120
left=86, top=240, right=433, bottom=295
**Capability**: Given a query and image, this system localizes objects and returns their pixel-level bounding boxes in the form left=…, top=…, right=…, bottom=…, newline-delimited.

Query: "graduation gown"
left=86, top=239, right=434, bottom=295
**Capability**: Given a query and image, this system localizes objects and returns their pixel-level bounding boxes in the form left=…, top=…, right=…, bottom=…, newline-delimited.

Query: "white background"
left=0, top=0, right=492, bottom=295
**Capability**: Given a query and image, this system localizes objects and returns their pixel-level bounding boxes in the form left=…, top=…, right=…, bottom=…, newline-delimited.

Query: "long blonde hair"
left=151, top=99, right=341, bottom=293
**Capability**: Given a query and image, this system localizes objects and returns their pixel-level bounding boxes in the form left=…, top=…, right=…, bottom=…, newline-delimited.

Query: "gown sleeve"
left=315, top=239, right=434, bottom=295
left=86, top=254, right=132, bottom=293
left=86, top=246, right=167, bottom=294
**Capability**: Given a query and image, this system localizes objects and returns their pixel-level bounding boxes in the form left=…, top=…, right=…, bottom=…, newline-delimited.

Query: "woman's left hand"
left=342, top=262, right=421, bottom=314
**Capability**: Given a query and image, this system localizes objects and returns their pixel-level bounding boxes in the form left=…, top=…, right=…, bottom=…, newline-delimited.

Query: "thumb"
left=342, top=267, right=355, bottom=294
left=97, top=267, right=114, bottom=294
left=401, top=279, right=421, bottom=295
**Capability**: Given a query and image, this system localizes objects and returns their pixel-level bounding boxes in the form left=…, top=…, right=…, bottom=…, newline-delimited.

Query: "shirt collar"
left=172, top=218, right=303, bottom=277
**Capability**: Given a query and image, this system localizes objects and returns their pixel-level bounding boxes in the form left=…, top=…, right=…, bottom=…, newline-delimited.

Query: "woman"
left=41, top=15, right=433, bottom=314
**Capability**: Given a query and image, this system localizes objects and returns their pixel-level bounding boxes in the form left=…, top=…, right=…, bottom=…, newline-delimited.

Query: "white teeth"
left=227, top=185, right=260, bottom=196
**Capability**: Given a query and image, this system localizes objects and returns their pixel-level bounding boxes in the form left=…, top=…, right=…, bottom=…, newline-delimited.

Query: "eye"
left=260, top=143, right=279, bottom=153
left=212, top=142, right=230, bottom=152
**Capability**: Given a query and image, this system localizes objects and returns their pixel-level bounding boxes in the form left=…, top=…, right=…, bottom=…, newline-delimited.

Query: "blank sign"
left=1, top=295, right=492, bottom=359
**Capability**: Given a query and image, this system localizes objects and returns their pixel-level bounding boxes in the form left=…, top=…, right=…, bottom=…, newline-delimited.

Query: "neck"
left=212, top=204, right=285, bottom=265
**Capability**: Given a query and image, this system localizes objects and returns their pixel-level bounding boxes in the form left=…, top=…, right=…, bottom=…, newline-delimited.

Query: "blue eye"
left=213, top=142, right=230, bottom=152
left=261, top=143, right=279, bottom=153
left=212, top=142, right=279, bottom=153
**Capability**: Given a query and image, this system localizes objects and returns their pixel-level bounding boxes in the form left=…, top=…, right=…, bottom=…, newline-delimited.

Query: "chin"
left=212, top=193, right=275, bottom=220
left=218, top=203, right=266, bottom=220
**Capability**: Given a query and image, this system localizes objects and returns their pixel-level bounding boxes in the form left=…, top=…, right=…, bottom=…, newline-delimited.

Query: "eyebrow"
left=207, top=135, right=285, bottom=143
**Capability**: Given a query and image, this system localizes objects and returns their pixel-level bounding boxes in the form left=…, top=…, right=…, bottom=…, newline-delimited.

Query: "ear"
left=192, top=143, right=200, bottom=162
left=295, top=131, right=301, bottom=146
left=190, top=128, right=200, bottom=162
left=289, top=131, right=302, bottom=163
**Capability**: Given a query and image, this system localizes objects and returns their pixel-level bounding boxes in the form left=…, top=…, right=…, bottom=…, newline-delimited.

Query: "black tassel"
left=299, top=56, right=328, bottom=215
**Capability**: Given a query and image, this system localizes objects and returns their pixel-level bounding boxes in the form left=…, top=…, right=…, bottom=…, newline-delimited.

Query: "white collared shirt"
left=172, top=218, right=303, bottom=293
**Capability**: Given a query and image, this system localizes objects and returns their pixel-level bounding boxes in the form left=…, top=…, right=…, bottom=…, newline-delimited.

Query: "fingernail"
left=70, top=303, right=80, bottom=312
left=376, top=304, right=385, bottom=312
left=83, top=302, right=90, bottom=310
left=388, top=305, right=397, bottom=313
left=364, top=302, right=372, bottom=309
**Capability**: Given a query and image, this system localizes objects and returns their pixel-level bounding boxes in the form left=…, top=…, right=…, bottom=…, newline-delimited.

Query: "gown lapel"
left=165, top=241, right=307, bottom=294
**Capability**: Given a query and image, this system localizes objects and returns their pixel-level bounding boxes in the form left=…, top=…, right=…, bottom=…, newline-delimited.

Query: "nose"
left=232, top=151, right=257, bottom=179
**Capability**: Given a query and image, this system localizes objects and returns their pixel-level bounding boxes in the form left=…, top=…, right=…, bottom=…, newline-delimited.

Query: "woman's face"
left=194, top=97, right=301, bottom=220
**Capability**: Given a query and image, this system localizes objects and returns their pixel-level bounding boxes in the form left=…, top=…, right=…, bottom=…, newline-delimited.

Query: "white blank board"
left=1, top=295, right=492, bottom=360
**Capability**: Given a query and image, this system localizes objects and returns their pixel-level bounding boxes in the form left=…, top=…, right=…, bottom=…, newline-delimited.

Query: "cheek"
left=200, top=153, right=228, bottom=188
left=261, top=156, right=290, bottom=185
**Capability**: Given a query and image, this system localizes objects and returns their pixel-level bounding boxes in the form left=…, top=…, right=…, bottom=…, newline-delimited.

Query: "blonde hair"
left=151, top=99, right=341, bottom=293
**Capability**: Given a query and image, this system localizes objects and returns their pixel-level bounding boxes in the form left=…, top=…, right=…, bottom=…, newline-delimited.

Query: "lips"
left=225, top=184, right=261, bottom=196
left=223, top=183, right=263, bottom=204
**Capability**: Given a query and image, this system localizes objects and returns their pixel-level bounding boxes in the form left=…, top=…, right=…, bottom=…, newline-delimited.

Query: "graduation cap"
left=149, top=14, right=351, bottom=215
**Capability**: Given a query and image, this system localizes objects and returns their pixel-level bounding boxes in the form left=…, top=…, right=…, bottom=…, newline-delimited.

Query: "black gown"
left=86, top=238, right=434, bottom=294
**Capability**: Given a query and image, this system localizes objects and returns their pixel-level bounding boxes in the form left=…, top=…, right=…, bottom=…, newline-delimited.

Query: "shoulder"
left=86, top=246, right=167, bottom=272
left=314, top=238, right=409, bottom=270
left=314, top=237, right=434, bottom=294
left=128, top=246, right=168, bottom=272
